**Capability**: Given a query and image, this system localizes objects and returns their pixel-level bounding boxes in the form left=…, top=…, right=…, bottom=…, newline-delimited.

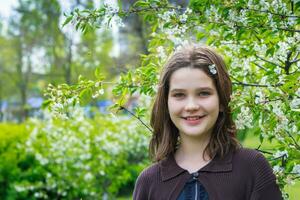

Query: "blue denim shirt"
left=177, top=172, right=209, bottom=200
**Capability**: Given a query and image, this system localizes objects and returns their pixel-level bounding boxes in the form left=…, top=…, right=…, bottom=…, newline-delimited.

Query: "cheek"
left=203, top=97, right=220, bottom=112
left=167, top=99, right=180, bottom=115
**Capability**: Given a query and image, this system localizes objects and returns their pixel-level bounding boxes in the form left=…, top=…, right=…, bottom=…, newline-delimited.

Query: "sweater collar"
left=159, top=150, right=233, bottom=182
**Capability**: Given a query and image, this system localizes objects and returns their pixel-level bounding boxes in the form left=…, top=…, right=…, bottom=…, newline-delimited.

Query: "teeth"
left=186, top=116, right=200, bottom=120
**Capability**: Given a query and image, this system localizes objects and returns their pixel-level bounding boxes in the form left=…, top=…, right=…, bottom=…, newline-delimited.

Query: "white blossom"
left=296, top=88, right=300, bottom=96
left=104, top=3, right=119, bottom=15
left=99, top=88, right=104, bottom=95
left=158, top=10, right=176, bottom=22
left=292, top=164, right=300, bottom=176
left=290, top=98, right=300, bottom=109
left=92, top=93, right=99, bottom=99
left=254, top=90, right=265, bottom=104
left=273, top=150, right=288, bottom=158
left=84, top=172, right=93, bottom=181
left=273, top=165, right=284, bottom=173
left=179, top=13, right=188, bottom=23
left=235, top=106, right=253, bottom=129
left=274, top=66, right=281, bottom=74
left=156, top=46, right=166, bottom=59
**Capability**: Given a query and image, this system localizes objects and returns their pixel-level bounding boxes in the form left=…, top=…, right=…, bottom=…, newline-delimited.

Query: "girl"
left=133, top=45, right=282, bottom=200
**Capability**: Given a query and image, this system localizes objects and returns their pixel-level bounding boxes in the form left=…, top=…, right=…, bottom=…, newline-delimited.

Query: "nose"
left=185, top=97, right=200, bottom=112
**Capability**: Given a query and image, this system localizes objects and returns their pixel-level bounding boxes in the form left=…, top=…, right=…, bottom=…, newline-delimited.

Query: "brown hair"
left=149, top=45, right=240, bottom=162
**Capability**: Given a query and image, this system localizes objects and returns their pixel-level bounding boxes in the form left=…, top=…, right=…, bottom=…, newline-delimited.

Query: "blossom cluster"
left=235, top=106, right=253, bottom=130
left=156, top=8, right=191, bottom=47
left=102, top=3, right=124, bottom=27
left=20, top=111, right=150, bottom=198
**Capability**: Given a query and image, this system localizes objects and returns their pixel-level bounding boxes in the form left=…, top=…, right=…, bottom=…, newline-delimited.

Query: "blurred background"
left=0, top=1, right=190, bottom=199
left=1, top=0, right=187, bottom=122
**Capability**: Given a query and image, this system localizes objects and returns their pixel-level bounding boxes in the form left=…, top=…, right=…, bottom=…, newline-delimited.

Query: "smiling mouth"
left=182, top=116, right=205, bottom=121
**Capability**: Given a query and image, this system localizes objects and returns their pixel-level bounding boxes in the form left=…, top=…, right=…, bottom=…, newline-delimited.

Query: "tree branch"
left=291, top=51, right=299, bottom=63
left=285, top=131, right=300, bottom=150
left=253, top=62, right=269, bottom=71
left=244, top=7, right=300, bottom=18
left=232, top=82, right=282, bottom=87
left=119, top=106, right=153, bottom=133
left=256, top=98, right=283, bottom=104
left=255, top=55, right=283, bottom=68
left=231, top=76, right=282, bottom=87
left=284, top=51, right=293, bottom=74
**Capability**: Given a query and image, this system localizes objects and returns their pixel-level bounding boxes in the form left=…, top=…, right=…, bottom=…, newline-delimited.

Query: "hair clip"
left=208, top=64, right=217, bottom=75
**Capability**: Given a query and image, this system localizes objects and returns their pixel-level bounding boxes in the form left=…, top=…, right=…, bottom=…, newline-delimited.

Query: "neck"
left=175, top=135, right=212, bottom=173
left=176, top=135, right=211, bottom=162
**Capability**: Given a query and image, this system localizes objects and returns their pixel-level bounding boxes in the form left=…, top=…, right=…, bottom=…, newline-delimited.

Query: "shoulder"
left=133, top=162, right=160, bottom=199
left=136, top=162, right=160, bottom=183
left=233, top=147, right=268, bottom=165
left=232, top=148, right=275, bottom=180
left=233, top=148, right=278, bottom=188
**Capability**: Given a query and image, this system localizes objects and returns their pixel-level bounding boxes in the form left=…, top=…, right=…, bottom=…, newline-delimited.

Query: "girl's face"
left=167, top=67, right=220, bottom=140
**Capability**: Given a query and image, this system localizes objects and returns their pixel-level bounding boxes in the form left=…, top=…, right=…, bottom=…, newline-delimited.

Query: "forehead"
left=169, top=67, right=215, bottom=90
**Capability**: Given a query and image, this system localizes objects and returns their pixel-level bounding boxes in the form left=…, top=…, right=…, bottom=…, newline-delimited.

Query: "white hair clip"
left=208, top=64, right=217, bottom=75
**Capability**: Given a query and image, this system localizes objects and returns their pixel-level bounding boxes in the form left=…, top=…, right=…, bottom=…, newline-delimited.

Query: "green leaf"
left=42, top=99, right=52, bottom=109
left=79, top=88, right=92, bottom=106
left=94, top=68, right=105, bottom=80
left=62, top=15, right=73, bottom=27
left=133, top=1, right=150, bottom=8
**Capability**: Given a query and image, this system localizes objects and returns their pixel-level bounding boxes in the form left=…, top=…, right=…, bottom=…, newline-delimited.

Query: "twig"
left=253, top=62, right=269, bottom=71
left=255, top=55, right=283, bottom=68
left=291, top=58, right=300, bottom=63
left=256, top=147, right=273, bottom=155
left=232, top=82, right=282, bottom=87
left=284, top=51, right=293, bottom=74
left=231, top=76, right=282, bottom=87
left=256, top=98, right=283, bottom=104
left=256, top=145, right=288, bottom=167
left=285, top=131, right=300, bottom=150
left=291, top=51, right=300, bottom=63
left=119, top=106, right=153, bottom=133
left=244, top=7, right=300, bottom=18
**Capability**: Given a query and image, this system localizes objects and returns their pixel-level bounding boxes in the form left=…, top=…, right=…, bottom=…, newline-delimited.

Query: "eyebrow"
left=169, top=87, right=214, bottom=93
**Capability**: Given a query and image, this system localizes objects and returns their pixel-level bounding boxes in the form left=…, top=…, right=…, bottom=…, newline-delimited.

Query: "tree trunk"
left=65, top=38, right=73, bottom=85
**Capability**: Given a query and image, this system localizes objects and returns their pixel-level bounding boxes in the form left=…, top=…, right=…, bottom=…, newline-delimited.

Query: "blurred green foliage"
left=0, top=113, right=150, bottom=199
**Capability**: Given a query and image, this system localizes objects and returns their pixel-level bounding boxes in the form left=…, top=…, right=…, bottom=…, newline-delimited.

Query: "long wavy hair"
left=149, top=45, right=240, bottom=162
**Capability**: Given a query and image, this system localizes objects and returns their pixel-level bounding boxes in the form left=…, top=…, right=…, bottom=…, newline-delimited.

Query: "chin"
left=181, top=130, right=205, bottom=137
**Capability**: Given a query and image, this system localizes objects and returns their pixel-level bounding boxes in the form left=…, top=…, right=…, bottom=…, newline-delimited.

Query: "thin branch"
left=284, top=51, right=293, bottom=74
left=253, top=62, right=269, bottom=71
left=244, top=7, right=300, bottom=18
left=285, top=131, right=300, bottom=150
left=101, top=81, right=117, bottom=84
left=256, top=145, right=288, bottom=167
left=291, top=58, right=300, bottom=63
left=276, top=27, right=300, bottom=33
left=73, top=4, right=300, bottom=34
left=255, top=55, right=283, bottom=68
left=256, top=145, right=273, bottom=155
left=291, top=51, right=300, bottom=63
left=232, top=82, right=282, bottom=87
left=256, top=98, right=283, bottom=104
left=269, top=154, right=288, bottom=161
left=231, top=76, right=282, bottom=87
left=119, top=106, right=153, bottom=133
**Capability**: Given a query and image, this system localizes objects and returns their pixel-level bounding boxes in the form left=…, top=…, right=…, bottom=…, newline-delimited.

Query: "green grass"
left=242, top=134, right=299, bottom=200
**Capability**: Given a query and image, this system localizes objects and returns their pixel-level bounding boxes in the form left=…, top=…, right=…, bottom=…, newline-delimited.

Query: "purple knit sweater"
left=133, top=148, right=282, bottom=200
